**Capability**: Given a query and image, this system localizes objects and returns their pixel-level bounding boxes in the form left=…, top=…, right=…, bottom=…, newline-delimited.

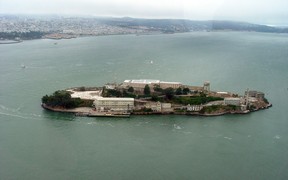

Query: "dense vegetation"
left=199, top=105, right=238, bottom=114
left=42, top=90, right=93, bottom=108
left=102, top=87, right=137, bottom=98
left=102, top=86, right=223, bottom=105
left=102, top=88, right=123, bottom=97
left=172, top=96, right=224, bottom=105
left=144, top=85, right=151, bottom=95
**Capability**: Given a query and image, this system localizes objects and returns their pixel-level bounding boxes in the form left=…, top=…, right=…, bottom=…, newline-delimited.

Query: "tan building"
left=159, top=81, right=182, bottom=89
left=187, top=104, right=203, bottom=111
left=123, top=79, right=160, bottom=89
left=245, top=90, right=265, bottom=100
left=224, top=98, right=241, bottom=106
left=161, top=103, right=173, bottom=112
left=94, top=97, right=134, bottom=112
left=144, top=102, right=172, bottom=112
left=145, top=101, right=162, bottom=112
left=123, top=79, right=182, bottom=90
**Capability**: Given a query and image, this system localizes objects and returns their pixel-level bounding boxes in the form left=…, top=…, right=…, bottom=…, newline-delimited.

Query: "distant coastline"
left=1, top=15, right=288, bottom=41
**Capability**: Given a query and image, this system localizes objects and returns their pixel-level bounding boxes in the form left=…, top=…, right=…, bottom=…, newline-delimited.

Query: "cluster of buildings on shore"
left=122, top=79, right=182, bottom=90
left=92, top=97, right=205, bottom=113
left=43, top=33, right=77, bottom=40
left=94, top=79, right=183, bottom=113
left=82, top=79, right=267, bottom=114
left=0, top=16, right=150, bottom=39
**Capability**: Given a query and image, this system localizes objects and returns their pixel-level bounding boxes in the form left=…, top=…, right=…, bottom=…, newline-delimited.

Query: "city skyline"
left=1, top=0, right=288, bottom=26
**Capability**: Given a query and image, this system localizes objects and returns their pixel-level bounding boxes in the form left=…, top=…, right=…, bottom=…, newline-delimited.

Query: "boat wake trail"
left=0, top=104, right=42, bottom=120
left=0, top=111, right=29, bottom=119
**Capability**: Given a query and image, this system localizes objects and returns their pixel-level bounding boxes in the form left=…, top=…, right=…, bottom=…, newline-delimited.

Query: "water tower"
left=203, top=81, right=210, bottom=93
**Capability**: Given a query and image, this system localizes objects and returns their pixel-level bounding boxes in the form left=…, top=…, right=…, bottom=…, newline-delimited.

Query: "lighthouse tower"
left=203, top=81, right=210, bottom=93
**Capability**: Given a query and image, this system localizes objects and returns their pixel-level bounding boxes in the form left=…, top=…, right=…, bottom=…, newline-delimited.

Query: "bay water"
left=0, top=32, right=288, bottom=180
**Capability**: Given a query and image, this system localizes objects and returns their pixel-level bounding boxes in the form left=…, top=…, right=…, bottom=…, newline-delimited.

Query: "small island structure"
left=41, top=79, right=272, bottom=117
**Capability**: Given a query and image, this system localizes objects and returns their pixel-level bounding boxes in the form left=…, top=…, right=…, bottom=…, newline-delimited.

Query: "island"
left=41, top=79, right=272, bottom=117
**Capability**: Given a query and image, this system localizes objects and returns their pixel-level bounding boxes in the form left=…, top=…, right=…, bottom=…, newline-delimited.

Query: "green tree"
left=123, top=90, right=129, bottom=97
left=41, top=90, right=83, bottom=108
left=183, top=88, right=190, bottom=95
left=104, top=89, right=123, bottom=97
left=144, top=85, right=151, bottom=95
left=151, top=94, right=160, bottom=102
left=153, top=84, right=163, bottom=93
left=79, top=86, right=86, bottom=91
left=164, top=87, right=175, bottom=100
left=200, top=92, right=207, bottom=97
left=176, top=87, right=183, bottom=95
left=128, top=86, right=134, bottom=93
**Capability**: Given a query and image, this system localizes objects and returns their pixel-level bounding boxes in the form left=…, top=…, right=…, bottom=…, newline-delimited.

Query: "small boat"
left=150, top=60, right=153, bottom=64
left=21, top=64, right=26, bottom=69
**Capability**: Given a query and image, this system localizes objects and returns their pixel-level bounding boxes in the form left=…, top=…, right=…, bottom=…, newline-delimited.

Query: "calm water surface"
left=0, top=32, right=288, bottom=180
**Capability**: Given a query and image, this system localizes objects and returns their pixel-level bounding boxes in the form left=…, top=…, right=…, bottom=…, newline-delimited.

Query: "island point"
left=41, top=79, right=272, bottom=117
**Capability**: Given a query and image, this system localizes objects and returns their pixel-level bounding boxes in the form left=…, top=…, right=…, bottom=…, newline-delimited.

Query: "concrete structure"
left=216, top=91, right=231, bottom=98
left=203, top=81, right=210, bottom=92
left=93, top=97, right=134, bottom=112
left=144, top=102, right=173, bottom=112
left=68, top=90, right=101, bottom=100
left=245, top=90, right=265, bottom=100
left=123, top=79, right=160, bottom=89
left=160, top=81, right=182, bottom=89
left=105, top=83, right=117, bottom=90
left=123, top=79, right=182, bottom=90
left=161, top=103, right=172, bottom=109
left=161, top=103, right=173, bottom=112
left=224, top=98, right=241, bottom=106
left=240, top=105, right=247, bottom=111
left=145, top=101, right=162, bottom=112
left=187, top=104, right=203, bottom=111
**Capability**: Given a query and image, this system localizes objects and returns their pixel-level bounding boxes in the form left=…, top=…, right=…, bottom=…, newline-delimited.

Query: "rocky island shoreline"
left=41, top=79, right=272, bottom=117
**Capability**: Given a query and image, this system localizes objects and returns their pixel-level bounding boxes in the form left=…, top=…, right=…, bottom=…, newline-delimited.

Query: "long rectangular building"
left=94, top=97, right=134, bottom=112
left=224, top=97, right=241, bottom=106
left=123, top=79, right=182, bottom=89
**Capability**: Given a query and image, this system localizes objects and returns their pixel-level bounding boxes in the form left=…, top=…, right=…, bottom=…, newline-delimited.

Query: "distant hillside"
left=1, top=15, right=287, bottom=40
left=100, top=17, right=288, bottom=33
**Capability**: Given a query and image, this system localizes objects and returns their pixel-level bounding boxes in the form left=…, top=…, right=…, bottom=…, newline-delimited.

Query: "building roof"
left=94, top=97, right=134, bottom=101
left=124, top=79, right=160, bottom=84
left=124, top=79, right=181, bottom=85
left=160, top=81, right=181, bottom=84
left=217, top=92, right=229, bottom=94
left=131, top=79, right=160, bottom=84
left=224, top=97, right=241, bottom=100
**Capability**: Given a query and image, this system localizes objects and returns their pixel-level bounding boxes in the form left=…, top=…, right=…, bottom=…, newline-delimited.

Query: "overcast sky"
left=1, top=0, right=288, bottom=25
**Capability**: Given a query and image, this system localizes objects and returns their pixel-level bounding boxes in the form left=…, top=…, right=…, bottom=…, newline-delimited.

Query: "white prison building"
left=123, top=79, right=182, bottom=89
left=93, top=97, right=134, bottom=112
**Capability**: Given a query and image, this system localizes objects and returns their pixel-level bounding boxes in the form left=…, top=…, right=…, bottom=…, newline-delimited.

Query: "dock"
left=75, top=111, right=131, bottom=118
